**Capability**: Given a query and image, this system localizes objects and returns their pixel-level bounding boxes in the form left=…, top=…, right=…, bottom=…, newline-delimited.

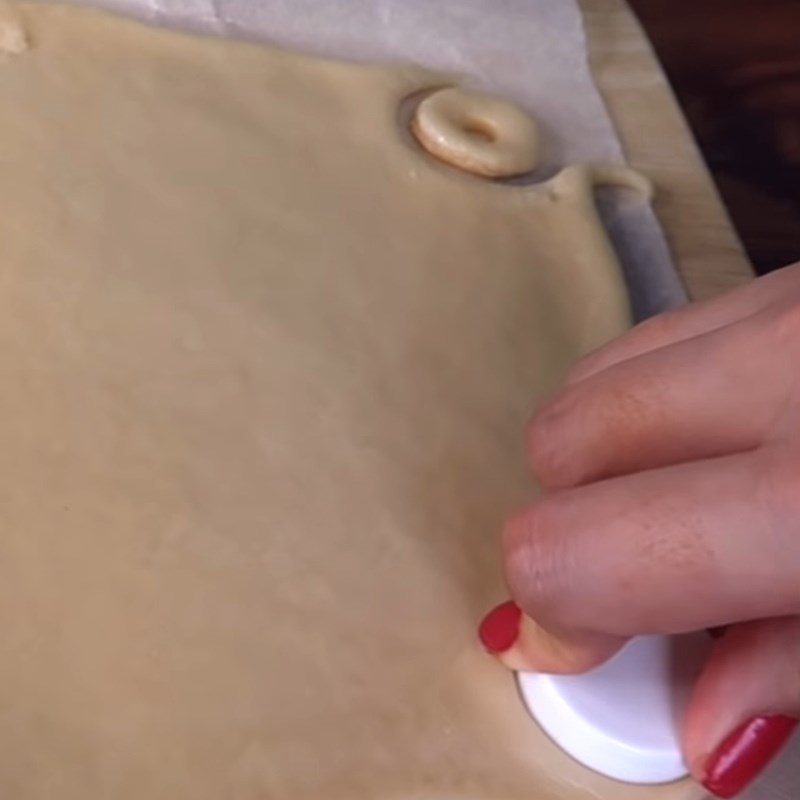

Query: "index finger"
left=503, top=446, right=800, bottom=641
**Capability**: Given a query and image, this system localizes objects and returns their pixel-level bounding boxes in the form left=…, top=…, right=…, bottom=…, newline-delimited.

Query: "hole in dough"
left=462, top=118, right=496, bottom=143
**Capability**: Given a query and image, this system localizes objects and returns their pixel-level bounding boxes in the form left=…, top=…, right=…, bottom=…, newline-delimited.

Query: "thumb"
left=683, top=617, right=800, bottom=798
left=477, top=600, right=625, bottom=674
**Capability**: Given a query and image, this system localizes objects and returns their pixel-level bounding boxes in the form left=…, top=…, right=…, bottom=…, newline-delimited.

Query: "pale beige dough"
left=0, top=0, right=26, bottom=52
left=0, top=4, right=699, bottom=799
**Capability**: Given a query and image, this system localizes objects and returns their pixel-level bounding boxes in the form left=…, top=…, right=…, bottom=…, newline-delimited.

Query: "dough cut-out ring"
left=411, top=87, right=540, bottom=178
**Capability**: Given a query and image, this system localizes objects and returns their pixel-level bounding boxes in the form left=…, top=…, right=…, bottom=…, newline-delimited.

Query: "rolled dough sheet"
left=0, top=4, right=698, bottom=799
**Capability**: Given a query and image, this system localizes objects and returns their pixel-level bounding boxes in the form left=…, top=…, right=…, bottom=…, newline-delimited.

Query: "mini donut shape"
left=411, top=87, right=540, bottom=178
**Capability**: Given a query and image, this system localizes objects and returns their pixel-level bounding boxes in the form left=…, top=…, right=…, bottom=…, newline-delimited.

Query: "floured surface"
left=0, top=5, right=696, bottom=799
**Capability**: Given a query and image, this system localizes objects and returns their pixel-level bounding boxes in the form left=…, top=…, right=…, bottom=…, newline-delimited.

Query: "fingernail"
left=701, top=715, right=798, bottom=798
left=478, top=600, right=521, bottom=655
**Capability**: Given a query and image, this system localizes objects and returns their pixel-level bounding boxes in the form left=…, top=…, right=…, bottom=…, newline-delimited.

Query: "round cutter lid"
left=517, top=633, right=713, bottom=784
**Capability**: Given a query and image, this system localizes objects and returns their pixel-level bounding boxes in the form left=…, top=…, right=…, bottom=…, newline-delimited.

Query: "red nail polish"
left=702, top=715, right=798, bottom=798
left=478, top=600, right=521, bottom=654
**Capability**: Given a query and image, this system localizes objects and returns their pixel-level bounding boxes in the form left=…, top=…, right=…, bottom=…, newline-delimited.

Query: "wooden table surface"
left=581, top=0, right=755, bottom=302
left=580, top=5, right=799, bottom=797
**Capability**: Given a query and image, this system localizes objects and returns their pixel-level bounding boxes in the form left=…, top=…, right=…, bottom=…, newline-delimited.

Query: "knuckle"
left=526, top=391, right=578, bottom=488
left=502, top=502, right=571, bottom=628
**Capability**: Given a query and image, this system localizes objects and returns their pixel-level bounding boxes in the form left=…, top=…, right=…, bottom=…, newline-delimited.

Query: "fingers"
left=527, top=303, right=800, bottom=490
left=567, top=261, right=800, bottom=386
left=504, top=446, right=800, bottom=641
left=477, top=600, right=625, bottom=674
left=683, top=617, right=800, bottom=797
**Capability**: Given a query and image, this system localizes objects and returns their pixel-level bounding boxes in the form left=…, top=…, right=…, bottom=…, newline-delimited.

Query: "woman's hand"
left=479, top=262, right=800, bottom=797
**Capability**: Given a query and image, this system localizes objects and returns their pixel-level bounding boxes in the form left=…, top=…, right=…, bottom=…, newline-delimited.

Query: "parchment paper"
left=55, top=0, right=685, bottom=321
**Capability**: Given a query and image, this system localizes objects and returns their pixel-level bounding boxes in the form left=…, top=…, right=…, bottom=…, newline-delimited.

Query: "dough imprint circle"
left=411, top=87, right=540, bottom=178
